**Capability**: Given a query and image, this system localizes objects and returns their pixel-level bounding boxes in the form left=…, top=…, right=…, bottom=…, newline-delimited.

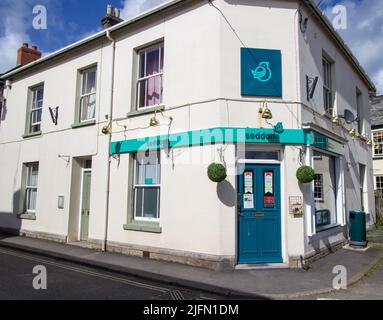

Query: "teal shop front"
left=238, top=164, right=282, bottom=263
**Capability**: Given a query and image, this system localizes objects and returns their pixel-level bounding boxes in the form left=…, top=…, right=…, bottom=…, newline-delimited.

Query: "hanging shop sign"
left=241, top=48, right=282, bottom=97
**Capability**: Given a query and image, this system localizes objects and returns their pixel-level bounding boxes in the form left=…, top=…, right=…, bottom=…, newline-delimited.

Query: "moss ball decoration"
left=207, top=163, right=227, bottom=183
left=296, top=166, right=316, bottom=184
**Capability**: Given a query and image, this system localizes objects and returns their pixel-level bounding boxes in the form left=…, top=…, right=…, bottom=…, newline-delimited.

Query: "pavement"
left=0, top=232, right=382, bottom=299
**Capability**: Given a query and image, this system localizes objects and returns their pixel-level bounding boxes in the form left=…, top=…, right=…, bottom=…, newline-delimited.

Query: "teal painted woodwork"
left=110, top=127, right=311, bottom=155
left=241, top=48, right=282, bottom=97
left=238, top=164, right=282, bottom=263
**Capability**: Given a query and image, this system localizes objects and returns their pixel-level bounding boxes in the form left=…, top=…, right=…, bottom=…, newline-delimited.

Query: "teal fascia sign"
left=241, top=48, right=282, bottom=97
left=110, top=127, right=310, bottom=155
left=312, top=131, right=345, bottom=155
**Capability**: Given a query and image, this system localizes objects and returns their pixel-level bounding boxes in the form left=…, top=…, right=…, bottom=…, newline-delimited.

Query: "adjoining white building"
left=0, top=0, right=376, bottom=269
left=371, top=96, right=383, bottom=190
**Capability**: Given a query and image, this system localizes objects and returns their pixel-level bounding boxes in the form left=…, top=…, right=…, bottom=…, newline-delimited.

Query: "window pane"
left=27, top=188, right=37, bottom=211
left=146, top=48, right=159, bottom=76
left=135, top=188, right=143, bottom=218
left=144, top=164, right=158, bottom=185
left=86, top=70, right=97, bottom=93
left=143, top=188, right=159, bottom=219
left=137, top=80, right=147, bottom=108
left=139, top=52, right=146, bottom=78
left=80, top=94, right=96, bottom=121
left=160, top=47, right=164, bottom=72
left=28, top=164, right=39, bottom=186
left=146, top=75, right=162, bottom=106
left=136, top=151, right=160, bottom=185
left=36, top=87, right=44, bottom=101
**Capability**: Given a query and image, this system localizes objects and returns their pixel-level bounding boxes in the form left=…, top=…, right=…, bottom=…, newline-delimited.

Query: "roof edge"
left=0, top=0, right=185, bottom=80
left=303, top=0, right=376, bottom=92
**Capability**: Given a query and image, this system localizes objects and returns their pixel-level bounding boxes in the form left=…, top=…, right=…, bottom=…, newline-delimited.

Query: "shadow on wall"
left=0, top=189, right=22, bottom=239
left=216, top=180, right=236, bottom=207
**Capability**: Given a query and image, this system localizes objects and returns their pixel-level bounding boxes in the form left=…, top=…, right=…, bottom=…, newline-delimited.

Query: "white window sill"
left=127, top=105, right=165, bottom=119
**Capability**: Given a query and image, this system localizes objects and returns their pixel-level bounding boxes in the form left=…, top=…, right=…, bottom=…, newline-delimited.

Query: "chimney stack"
left=17, top=43, right=42, bottom=66
left=101, top=4, right=123, bottom=29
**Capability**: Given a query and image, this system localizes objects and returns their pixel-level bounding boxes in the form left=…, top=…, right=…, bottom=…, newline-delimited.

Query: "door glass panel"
left=263, top=171, right=275, bottom=208
left=243, top=171, right=254, bottom=209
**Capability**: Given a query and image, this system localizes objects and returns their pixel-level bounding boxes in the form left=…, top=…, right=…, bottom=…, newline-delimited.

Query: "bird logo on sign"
left=251, top=61, right=272, bottom=82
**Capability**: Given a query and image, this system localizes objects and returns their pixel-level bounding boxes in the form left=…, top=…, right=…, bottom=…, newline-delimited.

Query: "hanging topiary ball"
left=296, top=165, right=315, bottom=184
left=207, top=163, right=227, bottom=183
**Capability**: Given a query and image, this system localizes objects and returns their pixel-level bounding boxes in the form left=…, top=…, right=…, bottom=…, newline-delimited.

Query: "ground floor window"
left=313, top=151, right=337, bottom=230
left=133, top=150, right=161, bottom=221
left=24, top=162, right=39, bottom=214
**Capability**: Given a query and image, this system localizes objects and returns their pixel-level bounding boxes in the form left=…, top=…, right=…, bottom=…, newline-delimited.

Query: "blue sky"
left=0, top=0, right=382, bottom=93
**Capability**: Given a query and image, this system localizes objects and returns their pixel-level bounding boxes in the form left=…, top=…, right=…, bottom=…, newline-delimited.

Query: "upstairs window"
left=137, top=43, right=164, bottom=109
left=79, top=67, right=97, bottom=122
left=322, top=57, right=333, bottom=115
left=373, top=131, right=383, bottom=157
left=376, top=176, right=383, bottom=192
left=29, top=85, right=44, bottom=133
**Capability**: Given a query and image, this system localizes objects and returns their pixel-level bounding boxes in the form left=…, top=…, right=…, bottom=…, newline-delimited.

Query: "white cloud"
left=323, top=0, right=383, bottom=93
left=120, top=0, right=168, bottom=19
left=0, top=1, right=32, bottom=73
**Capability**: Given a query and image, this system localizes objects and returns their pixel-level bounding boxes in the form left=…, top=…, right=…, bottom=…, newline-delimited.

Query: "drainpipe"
left=103, top=30, right=116, bottom=252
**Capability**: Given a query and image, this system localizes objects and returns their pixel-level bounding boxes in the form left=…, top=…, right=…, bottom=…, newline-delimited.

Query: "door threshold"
left=235, top=263, right=288, bottom=270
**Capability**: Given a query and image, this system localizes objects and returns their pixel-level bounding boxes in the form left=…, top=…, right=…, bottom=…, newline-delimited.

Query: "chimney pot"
left=23, top=43, right=29, bottom=48
left=107, top=5, right=113, bottom=16
left=114, top=8, right=120, bottom=18
left=32, top=45, right=38, bottom=51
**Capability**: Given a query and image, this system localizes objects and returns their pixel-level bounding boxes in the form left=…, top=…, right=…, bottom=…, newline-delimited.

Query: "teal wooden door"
left=80, top=171, right=91, bottom=241
left=238, top=164, right=282, bottom=263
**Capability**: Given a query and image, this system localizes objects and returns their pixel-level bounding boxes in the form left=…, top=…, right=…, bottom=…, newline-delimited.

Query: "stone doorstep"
left=343, top=244, right=371, bottom=252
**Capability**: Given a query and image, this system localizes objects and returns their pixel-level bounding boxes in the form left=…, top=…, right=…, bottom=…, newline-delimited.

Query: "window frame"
left=133, top=151, right=161, bottom=222
left=79, top=66, right=97, bottom=123
left=314, top=173, right=324, bottom=202
left=356, top=88, right=363, bottom=135
left=313, top=150, right=338, bottom=231
left=24, top=162, right=39, bottom=214
left=373, top=130, right=383, bottom=157
left=135, top=42, right=164, bottom=110
left=322, top=56, right=333, bottom=115
left=376, top=176, right=383, bottom=192
left=28, top=85, right=44, bottom=134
